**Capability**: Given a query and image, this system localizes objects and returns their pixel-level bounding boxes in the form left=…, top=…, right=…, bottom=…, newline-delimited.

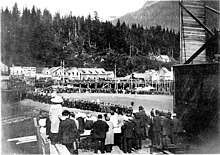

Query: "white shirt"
left=110, top=113, right=119, bottom=128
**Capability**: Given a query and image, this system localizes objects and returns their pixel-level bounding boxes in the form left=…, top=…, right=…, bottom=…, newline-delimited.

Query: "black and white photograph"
left=1, top=0, right=220, bottom=154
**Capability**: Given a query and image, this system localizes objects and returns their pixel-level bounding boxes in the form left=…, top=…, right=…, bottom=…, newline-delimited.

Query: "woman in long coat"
left=49, top=95, right=63, bottom=144
left=104, top=114, right=114, bottom=153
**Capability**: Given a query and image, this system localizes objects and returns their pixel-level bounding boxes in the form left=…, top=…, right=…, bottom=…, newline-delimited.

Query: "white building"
left=36, top=66, right=114, bottom=81
left=1, top=62, right=9, bottom=75
left=22, top=67, right=36, bottom=77
left=156, top=55, right=171, bottom=63
left=10, top=66, right=23, bottom=76
left=78, top=68, right=107, bottom=80
left=158, top=67, right=173, bottom=81
left=67, top=67, right=80, bottom=80
left=35, top=67, right=51, bottom=79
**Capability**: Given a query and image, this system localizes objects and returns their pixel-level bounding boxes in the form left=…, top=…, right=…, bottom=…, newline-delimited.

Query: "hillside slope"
left=113, top=1, right=219, bottom=32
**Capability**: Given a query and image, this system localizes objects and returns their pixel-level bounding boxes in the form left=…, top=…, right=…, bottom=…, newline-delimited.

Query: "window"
left=72, top=72, right=74, bottom=76
left=69, top=73, right=71, bottom=76
left=77, top=72, right=78, bottom=76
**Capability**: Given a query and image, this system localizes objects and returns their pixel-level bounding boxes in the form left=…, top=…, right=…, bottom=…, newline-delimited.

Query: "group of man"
left=25, top=90, right=133, bottom=114
left=148, top=109, right=183, bottom=149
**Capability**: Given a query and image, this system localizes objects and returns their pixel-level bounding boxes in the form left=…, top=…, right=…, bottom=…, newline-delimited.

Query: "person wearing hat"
left=58, top=110, right=79, bottom=154
left=132, top=112, right=142, bottom=150
left=49, top=95, right=63, bottom=144
left=152, top=110, right=162, bottom=147
left=121, top=116, right=134, bottom=153
left=138, top=106, right=150, bottom=140
left=161, top=112, right=173, bottom=148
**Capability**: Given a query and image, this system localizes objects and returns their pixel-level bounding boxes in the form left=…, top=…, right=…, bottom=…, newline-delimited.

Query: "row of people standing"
left=42, top=93, right=183, bottom=153
left=45, top=94, right=149, bottom=154
left=26, top=90, right=133, bottom=115
left=148, top=109, right=183, bottom=149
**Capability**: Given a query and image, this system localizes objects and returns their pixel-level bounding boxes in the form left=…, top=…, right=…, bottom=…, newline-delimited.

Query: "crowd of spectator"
left=26, top=90, right=133, bottom=115
left=34, top=90, right=183, bottom=154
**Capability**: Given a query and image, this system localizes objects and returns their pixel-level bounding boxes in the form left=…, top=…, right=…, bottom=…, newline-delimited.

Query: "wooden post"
left=34, top=117, right=43, bottom=154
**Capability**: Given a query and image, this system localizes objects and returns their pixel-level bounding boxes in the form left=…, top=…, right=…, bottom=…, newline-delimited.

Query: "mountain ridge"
left=112, top=0, right=219, bottom=32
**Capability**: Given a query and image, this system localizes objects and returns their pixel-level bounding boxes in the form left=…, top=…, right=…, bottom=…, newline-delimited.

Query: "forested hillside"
left=1, top=3, right=180, bottom=77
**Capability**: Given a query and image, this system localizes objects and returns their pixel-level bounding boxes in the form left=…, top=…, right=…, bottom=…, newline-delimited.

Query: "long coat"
left=58, top=118, right=79, bottom=144
left=138, top=110, right=148, bottom=127
left=49, top=104, right=62, bottom=133
left=92, top=120, right=109, bottom=139
left=105, top=121, right=114, bottom=145
left=162, top=117, right=173, bottom=136
left=172, top=117, right=183, bottom=133
left=121, top=121, right=134, bottom=138
left=132, top=118, right=141, bottom=135
left=153, top=115, right=162, bottom=132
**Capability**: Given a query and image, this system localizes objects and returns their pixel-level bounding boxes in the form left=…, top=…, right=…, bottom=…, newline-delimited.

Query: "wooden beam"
left=184, top=34, right=216, bottom=64
left=179, top=2, right=214, bottom=36
left=205, top=5, right=220, bottom=15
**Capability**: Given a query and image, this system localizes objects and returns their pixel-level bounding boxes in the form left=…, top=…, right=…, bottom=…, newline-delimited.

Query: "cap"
left=51, top=95, right=63, bottom=103
left=139, top=106, right=144, bottom=110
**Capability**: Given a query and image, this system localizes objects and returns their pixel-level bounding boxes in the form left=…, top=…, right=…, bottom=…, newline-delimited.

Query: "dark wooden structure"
left=174, top=0, right=220, bottom=139
left=173, top=63, right=220, bottom=135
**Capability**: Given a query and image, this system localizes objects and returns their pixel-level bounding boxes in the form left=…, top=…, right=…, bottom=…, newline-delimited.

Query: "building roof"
left=36, top=67, right=49, bottom=74
left=158, top=67, right=170, bottom=75
left=48, top=67, right=61, bottom=73
left=156, top=55, right=171, bottom=62
left=106, top=71, right=114, bottom=74
left=67, top=67, right=78, bottom=72
left=78, top=68, right=106, bottom=74
left=133, top=72, right=151, bottom=80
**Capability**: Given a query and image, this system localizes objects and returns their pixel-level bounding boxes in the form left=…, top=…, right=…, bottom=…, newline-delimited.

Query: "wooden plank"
left=7, top=135, right=37, bottom=142
left=55, top=144, right=71, bottom=155
left=184, top=40, right=205, bottom=45
left=16, top=139, right=37, bottom=145
left=183, top=26, right=206, bottom=31
left=50, top=145, right=59, bottom=155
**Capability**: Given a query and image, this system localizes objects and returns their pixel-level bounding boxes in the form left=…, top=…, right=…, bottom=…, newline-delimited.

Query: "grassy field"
left=59, top=93, right=173, bottom=114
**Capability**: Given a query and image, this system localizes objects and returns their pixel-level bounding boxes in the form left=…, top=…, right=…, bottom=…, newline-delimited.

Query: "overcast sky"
left=1, top=0, right=147, bottom=21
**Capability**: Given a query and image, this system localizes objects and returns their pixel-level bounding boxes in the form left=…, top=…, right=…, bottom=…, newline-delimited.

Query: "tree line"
left=1, top=3, right=180, bottom=77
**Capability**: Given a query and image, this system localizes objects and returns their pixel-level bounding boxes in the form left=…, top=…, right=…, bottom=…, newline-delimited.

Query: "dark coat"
left=121, top=121, right=134, bottom=138
left=132, top=118, right=141, bottom=134
left=77, top=117, right=85, bottom=134
left=172, top=117, right=183, bottom=133
left=92, top=120, right=109, bottom=139
left=162, top=117, right=173, bottom=135
left=153, top=116, right=161, bottom=132
left=138, top=110, right=149, bottom=127
left=58, top=118, right=79, bottom=144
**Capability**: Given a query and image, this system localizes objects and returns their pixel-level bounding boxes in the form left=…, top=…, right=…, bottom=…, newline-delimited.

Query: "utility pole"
left=63, top=60, right=65, bottom=85
left=131, top=71, right=133, bottom=90
left=114, top=63, right=117, bottom=91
